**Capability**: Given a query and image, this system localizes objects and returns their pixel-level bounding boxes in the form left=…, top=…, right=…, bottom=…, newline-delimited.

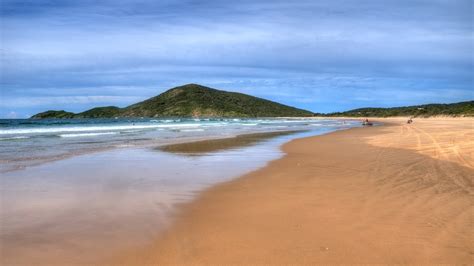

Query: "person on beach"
left=362, top=118, right=373, bottom=126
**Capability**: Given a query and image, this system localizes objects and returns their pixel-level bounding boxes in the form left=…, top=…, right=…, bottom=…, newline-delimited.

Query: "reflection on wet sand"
left=158, top=130, right=303, bottom=155
left=0, top=130, right=314, bottom=265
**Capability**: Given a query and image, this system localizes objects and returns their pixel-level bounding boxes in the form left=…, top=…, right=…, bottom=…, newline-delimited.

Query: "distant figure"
left=407, top=118, right=413, bottom=124
left=362, top=118, right=373, bottom=126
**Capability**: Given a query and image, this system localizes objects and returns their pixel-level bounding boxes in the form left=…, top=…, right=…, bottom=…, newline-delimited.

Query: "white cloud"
left=1, top=0, right=471, bottom=117
left=4, top=111, right=19, bottom=118
left=0, top=96, right=144, bottom=108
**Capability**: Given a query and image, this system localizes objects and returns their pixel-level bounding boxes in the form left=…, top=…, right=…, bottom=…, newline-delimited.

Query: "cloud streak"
left=1, top=0, right=472, bottom=117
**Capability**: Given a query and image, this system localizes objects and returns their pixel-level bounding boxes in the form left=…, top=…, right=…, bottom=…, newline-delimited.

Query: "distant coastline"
left=30, top=84, right=473, bottom=119
left=31, top=84, right=314, bottom=119
left=317, top=101, right=474, bottom=118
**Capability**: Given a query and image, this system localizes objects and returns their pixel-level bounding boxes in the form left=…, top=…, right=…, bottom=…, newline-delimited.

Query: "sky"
left=1, top=0, right=472, bottom=118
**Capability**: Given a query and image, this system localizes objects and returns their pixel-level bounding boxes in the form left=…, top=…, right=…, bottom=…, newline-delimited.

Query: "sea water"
left=0, top=118, right=357, bottom=172
left=0, top=118, right=359, bottom=264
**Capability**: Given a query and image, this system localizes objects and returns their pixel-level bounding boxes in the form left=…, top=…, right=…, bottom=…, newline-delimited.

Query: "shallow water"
left=0, top=120, right=358, bottom=264
left=0, top=118, right=354, bottom=172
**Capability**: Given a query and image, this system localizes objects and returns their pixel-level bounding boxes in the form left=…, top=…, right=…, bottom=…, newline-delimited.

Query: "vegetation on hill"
left=30, top=84, right=473, bottom=119
left=319, top=101, right=474, bottom=117
left=31, top=110, right=75, bottom=119
left=121, top=84, right=313, bottom=117
left=31, top=84, right=314, bottom=118
left=74, top=106, right=122, bottom=118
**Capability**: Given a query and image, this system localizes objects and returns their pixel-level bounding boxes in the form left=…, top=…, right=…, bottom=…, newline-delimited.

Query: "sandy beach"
left=1, top=126, right=340, bottom=265
left=119, top=118, right=473, bottom=264
left=4, top=0, right=472, bottom=264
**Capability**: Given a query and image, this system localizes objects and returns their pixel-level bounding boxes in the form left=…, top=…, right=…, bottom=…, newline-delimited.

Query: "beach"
left=1, top=119, right=355, bottom=265
left=4, top=0, right=472, bottom=264
left=1, top=118, right=472, bottom=264
left=119, top=118, right=473, bottom=264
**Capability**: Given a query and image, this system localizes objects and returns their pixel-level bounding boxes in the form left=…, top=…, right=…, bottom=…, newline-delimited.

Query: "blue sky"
left=1, top=0, right=472, bottom=118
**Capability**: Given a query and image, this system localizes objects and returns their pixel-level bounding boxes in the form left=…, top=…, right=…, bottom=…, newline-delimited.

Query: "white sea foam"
left=0, top=119, right=342, bottom=140
left=262, top=120, right=305, bottom=124
left=179, top=129, right=205, bottom=132
left=120, top=129, right=151, bottom=134
left=0, top=123, right=203, bottom=135
left=151, top=119, right=179, bottom=123
left=0, top=136, right=30, bottom=141
left=59, top=132, right=118, bottom=138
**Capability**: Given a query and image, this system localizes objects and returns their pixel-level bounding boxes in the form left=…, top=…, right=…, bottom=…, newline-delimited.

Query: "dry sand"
left=120, top=118, right=473, bottom=264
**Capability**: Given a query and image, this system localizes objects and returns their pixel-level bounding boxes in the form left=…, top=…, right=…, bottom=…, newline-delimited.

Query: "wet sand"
left=2, top=128, right=337, bottom=265
left=157, top=130, right=303, bottom=154
left=121, top=118, right=473, bottom=264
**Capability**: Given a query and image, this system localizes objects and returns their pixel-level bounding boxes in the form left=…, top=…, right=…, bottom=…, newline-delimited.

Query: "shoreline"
left=2, top=124, right=356, bottom=265
left=0, top=129, right=311, bottom=174
left=117, top=118, right=473, bottom=264
left=156, top=130, right=306, bottom=154
left=1, top=117, right=351, bottom=174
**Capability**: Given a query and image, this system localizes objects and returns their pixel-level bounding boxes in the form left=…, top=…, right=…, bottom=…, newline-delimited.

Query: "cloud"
left=4, top=111, right=19, bottom=119
left=1, top=0, right=472, bottom=117
left=0, top=95, right=144, bottom=108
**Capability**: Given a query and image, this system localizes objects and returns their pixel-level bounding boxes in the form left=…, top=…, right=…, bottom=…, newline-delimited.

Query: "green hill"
left=31, top=84, right=473, bottom=119
left=75, top=106, right=121, bottom=118
left=321, top=101, right=474, bottom=117
left=31, top=84, right=314, bottom=118
left=31, top=110, right=75, bottom=119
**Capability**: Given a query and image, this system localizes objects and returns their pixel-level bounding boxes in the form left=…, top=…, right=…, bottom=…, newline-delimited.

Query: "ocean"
left=1, top=117, right=359, bottom=264
left=0, top=118, right=358, bottom=173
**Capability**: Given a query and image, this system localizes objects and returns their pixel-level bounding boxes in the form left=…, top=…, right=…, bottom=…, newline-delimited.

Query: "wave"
left=59, top=132, right=118, bottom=138
left=0, top=119, right=334, bottom=137
left=0, top=123, right=204, bottom=135
left=179, top=129, right=205, bottom=132
left=150, top=119, right=180, bottom=123
left=0, top=136, right=30, bottom=141
left=261, top=120, right=306, bottom=124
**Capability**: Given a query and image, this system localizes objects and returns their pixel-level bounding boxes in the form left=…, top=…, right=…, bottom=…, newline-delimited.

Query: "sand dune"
left=120, top=118, right=473, bottom=264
